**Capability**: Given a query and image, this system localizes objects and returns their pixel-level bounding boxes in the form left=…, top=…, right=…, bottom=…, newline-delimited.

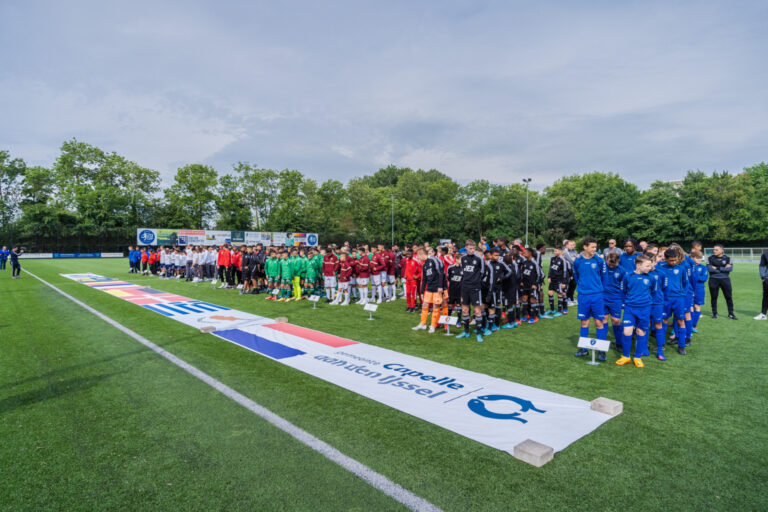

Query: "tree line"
left=1, top=139, right=766, bottom=252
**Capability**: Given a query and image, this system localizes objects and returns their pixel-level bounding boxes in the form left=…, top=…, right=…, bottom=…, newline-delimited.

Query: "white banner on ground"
left=60, top=274, right=272, bottom=330
left=61, top=273, right=616, bottom=456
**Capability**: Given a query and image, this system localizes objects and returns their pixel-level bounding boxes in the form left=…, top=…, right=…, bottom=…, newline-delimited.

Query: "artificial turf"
left=1, top=259, right=766, bottom=511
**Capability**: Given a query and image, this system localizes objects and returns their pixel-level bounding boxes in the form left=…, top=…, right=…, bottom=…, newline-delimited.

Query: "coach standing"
left=707, top=244, right=736, bottom=319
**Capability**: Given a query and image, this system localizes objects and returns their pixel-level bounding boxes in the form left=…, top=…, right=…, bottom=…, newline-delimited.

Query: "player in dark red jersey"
left=322, top=245, right=340, bottom=302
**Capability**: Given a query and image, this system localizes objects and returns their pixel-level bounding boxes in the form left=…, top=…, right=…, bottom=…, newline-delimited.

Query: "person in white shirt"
left=185, top=246, right=194, bottom=281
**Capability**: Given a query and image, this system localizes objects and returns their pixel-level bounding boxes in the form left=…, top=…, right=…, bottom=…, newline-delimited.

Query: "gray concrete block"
left=513, top=439, right=554, bottom=467
left=591, top=397, right=623, bottom=416
left=199, top=325, right=217, bottom=334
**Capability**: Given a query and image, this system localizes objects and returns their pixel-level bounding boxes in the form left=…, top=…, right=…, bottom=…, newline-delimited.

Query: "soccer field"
left=1, top=259, right=766, bottom=511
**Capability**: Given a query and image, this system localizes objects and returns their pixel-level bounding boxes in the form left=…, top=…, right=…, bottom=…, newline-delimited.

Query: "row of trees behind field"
left=1, top=139, right=767, bottom=251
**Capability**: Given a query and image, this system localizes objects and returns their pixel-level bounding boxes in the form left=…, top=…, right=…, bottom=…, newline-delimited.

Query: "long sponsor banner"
left=62, top=273, right=616, bottom=456
left=137, top=229, right=318, bottom=247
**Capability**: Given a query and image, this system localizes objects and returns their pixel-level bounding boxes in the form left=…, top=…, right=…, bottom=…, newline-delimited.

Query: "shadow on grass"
left=0, top=372, right=125, bottom=414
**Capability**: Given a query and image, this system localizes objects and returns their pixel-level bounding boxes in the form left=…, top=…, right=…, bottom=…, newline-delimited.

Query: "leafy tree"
left=164, top=164, right=218, bottom=228
left=264, top=170, right=305, bottom=231
left=546, top=172, right=640, bottom=243
left=626, top=181, right=684, bottom=244
left=542, top=196, right=577, bottom=246
left=214, top=175, right=251, bottom=230
left=234, top=163, right=279, bottom=230
left=0, top=150, right=26, bottom=232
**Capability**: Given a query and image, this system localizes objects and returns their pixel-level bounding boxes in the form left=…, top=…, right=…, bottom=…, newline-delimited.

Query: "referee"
left=707, top=244, right=737, bottom=319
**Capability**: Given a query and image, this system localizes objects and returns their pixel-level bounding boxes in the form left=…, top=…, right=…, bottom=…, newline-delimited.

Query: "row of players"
left=128, top=238, right=709, bottom=364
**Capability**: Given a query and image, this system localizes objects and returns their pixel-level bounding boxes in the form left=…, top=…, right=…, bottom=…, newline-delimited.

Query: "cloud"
left=1, top=0, right=766, bottom=189
left=0, top=78, right=246, bottom=183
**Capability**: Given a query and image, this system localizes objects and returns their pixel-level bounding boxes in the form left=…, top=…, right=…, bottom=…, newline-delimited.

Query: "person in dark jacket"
left=756, top=249, right=768, bottom=320
left=707, top=244, right=736, bottom=319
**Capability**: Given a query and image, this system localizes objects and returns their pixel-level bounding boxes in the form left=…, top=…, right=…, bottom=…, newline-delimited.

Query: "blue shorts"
left=694, top=287, right=706, bottom=306
left=623, top=305, right=650, bottom=331
left=650, top=304, right=664, bottom=324
left=663, top=297, right=688, bottom=320
left=578, top=294, right=605, bottom=320
left=604, top=297, right=623, bottom=319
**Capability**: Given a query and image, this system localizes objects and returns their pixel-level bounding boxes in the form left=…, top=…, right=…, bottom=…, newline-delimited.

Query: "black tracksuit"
left=759, top=250, right=768, bottom=315
left=708, top=253, right=735, bottom=315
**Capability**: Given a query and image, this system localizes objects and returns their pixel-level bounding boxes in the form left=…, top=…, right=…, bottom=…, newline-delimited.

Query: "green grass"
left=2, top=259, right=767, bottom=511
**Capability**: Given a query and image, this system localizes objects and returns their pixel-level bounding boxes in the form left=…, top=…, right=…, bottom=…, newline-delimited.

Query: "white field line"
left=24, top=269, right=441, bottom=512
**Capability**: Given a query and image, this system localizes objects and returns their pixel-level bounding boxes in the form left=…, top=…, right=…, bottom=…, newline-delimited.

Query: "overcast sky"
left=1, top=1, right=766, bottom=188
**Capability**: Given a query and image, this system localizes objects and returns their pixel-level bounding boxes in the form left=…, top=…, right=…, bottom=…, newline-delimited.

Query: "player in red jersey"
left=401, top=250, right=421, bottom=312
left=371, top=245, right=388, bottom=303
left=331, top=253, right=353, bottom=306
left=355, top=248, right=371, bottom=305
left=322, top=245, right=339, bottom=302
left=386, top=246, right=397, bottom=302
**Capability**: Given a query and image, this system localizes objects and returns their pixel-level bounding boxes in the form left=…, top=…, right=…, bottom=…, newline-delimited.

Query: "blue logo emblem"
left=467, top=394, right=546, bottom=423
left=307, top=234, right=318, bottom=245
left=138, top=230, right=155, bottom=244
left=590, top=338, right=597, bottom=346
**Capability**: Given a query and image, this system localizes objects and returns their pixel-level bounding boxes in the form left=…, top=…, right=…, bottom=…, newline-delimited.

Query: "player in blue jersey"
left=644, top=245, right=666, bottom=358
left=573, top=237, right=609, bottom=360
left=690, top=249, right=709, bottom=331
left=602, top=252, right=627, bottom=350
left=619, top=238, right=639, bottom=274
left=657, top=247, right=690, bottom=356
left=669, top=244, right=694, bottom=347
left=0, top=246, right=8, bottom=270
left=616, top=255, right=655, bottom=368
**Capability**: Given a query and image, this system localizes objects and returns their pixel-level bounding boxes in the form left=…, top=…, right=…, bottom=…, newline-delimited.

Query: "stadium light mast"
left=390, top=194, right=395, bottom=246
left=523, top=178, right=532, bottom=247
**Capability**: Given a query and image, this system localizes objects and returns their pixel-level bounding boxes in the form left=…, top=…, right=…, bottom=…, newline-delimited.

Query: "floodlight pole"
left=523, top=178, right=531, bottom=247
left=390, top=194, right=395, bottom=246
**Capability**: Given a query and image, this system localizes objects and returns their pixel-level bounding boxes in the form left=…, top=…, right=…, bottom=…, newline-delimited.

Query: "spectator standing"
left=10, top=246, right=23, bottom=278
left=603, top=239, right=622, bottom=257
left=563, top=240, right=579, bottom=305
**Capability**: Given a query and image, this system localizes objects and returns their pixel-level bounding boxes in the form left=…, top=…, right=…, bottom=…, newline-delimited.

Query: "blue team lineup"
left=119, top=235, right=731, bottom=367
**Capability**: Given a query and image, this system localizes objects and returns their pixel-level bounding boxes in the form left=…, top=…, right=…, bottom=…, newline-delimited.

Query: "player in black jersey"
left=547, top=246, right=571, bottom=316
left=456, top=239, right=487, bottom=342
left=445, top=259, right=463, bottom=334
left=481, top=248, right=512, bottom=334
left=500, top=250, right=520, bottom=329
left=519, top=247, right=543, bottom=324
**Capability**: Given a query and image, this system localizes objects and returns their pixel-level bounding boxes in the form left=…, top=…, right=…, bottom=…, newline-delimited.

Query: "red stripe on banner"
left=156, top=294, right=193, bottom=302
left=264, top=323, right=358, bottom=348
left=125, top=298, right=162, bottom=305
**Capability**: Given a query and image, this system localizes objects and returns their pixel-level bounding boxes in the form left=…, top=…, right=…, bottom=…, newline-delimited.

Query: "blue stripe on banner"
left=153, top=304, right=190, bottom=315
left=142, top=305, right=174, bottom=316
left=172, top=303, right=206, bottom=313
left=194, top=301, right=229, bottom=311
left=214, top=329, right=306, bottom=360
left=187, top=302, right=220, bottom=312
